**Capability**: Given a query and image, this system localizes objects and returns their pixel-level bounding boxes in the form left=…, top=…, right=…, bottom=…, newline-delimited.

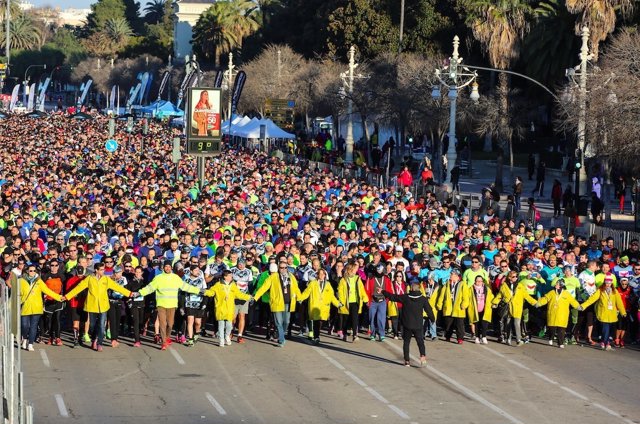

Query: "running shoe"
left=133, top=342, right=141, bottom=347
left=225, top=336, right=232, bottom=346
left=419, top=356, right=427, bottom=367
left=237, top=336, right=245, bottom=344
left=474, top=337, right=480, bottom=344
left=161, top=343, right=167, bottom=351
left=91, top=340, right=97, bottom=350
left=404, top=361, right=410, bottom=367
left=481, top=337, right=488, bottom=344
left=97, top=345, right=103, bottom=352
left=219, top=339, right=225, bottom=347
left=55, top=338, right=63, bottom=346
left=27, top=344, right=35, bottom=352
left=600, top=342, right=605, bottom=349
left=614, top=339, right=620, bottom=347
left=105, top=329, right=111, bottom=340
left=457, top=339, right=464, bottom=345
left=605, top=344, right=612, bottom=351
left=21, top=339, right=27, bottom=350
left=185, top=339, right=194, bottom=347
left=559, top=344, right=565, bottom=349
left=193, top=335, right=200, bottom=344
left=370, top=335, right=376, bottom=341
left=45, top=338, right=52, bottom=345
left=548, top=339, right=554, bottom=345
left=82, top=333, right=91, bottom=344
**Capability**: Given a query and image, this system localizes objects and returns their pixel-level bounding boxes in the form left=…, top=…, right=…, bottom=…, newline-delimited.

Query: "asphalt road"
left=22, top=329, right=639, bottom=424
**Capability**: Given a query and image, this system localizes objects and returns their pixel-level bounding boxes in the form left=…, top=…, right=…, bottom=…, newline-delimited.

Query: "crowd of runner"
left=2, top=114, right=638, bottom=365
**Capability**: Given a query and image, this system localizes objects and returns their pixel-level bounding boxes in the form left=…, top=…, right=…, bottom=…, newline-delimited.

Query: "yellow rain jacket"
left=298, top=279, right=341, bottom=321
left=423, top=283, right=441, bottom=321
left=437, top=280, right=470, bottom=318
left=580, top=288, right=626, bottom=323
left=492, top=282, right=537, bottom=319
left=467, top=283, right=494, bottom=323
left=19, top=277, right=63, bottom=315
left=253, top=272, right=302, bottom=313
left=386, top=282, right=406, bottom=318
left=205, top=282, right=250, bottom=321
left=536, top=289, right=580, bottom=327
left=65, top=274, right=131, bottom=313
left=138, top=272, right=200, bottom=308
left=337, top=276, right=369, bottom=314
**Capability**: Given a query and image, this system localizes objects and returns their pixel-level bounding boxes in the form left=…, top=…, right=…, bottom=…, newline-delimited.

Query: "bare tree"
left=556, top=28, right=640, bottom=170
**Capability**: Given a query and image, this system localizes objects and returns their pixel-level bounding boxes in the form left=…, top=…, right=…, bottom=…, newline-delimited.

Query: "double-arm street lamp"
left=431, top=36, right=479, bottom=188
left=23, top=64, right=46, bottom=106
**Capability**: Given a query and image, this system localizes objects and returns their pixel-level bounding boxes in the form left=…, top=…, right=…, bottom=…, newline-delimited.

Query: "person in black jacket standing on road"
left=381, top=283, right=435, bottom=367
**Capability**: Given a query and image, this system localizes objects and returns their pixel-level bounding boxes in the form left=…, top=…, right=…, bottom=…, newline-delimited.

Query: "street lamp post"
left=340, top=46, right=368, bottom=164
left=566, top=26, right=592, bottom=202
left=432, top=36, right=479, bottom=189
left=23, top=64, right=46, bottom=106
left=341, top=46, right=356, bottom=163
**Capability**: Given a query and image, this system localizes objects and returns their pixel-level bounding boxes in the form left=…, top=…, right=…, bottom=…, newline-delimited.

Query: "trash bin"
left=577, top=196, right=590, bottom=216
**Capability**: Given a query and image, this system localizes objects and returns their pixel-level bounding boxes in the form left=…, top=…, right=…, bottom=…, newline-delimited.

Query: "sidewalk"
left=455, top=160, right=636, bottom=232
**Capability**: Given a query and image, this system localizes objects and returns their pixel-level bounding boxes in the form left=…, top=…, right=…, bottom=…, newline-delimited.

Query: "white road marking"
left=389, top=404, right=411, bottom=420
left=55, top=394, right=68, bottom=417
left=482, top=346, right=506, bottom=358
left=365, top=386, right=388, bottom=403
left=593, top=403, right=635, bottom=424
left=345, top=371, right=367, bottom=387
left=205, top=392, right=227, bottom=415
left=533, top=372, right=558, bottom=385
left=507, top=359, right=531, bottom=371
left=481, top=343, right=632, bottom=424
left=312, top=346, right=410, bottom=420
left=383, top=340, right=524, bottom=424
left=40, top=349, right=50, bottom=367
left=560, top=386, right=588, bottom=401
left=168, top=347, right=185, bottom=365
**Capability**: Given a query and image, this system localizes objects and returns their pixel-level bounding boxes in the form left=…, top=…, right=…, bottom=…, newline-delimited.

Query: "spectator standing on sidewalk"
left=551, top=179, right=563, bottom=218
left=533, top=161, right=546, bottom=198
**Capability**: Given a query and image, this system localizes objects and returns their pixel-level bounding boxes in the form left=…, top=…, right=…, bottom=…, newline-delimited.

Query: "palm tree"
left=521, top=0, right=580, bottom=87
left=0, top=13, right=43, bottom=50
left=144, top=0, right=166, bottom=24
left=225, top=0, right=261, bottom=49
left=192, top=0, right=261, bottom=66
left=465, top=0, right=532, bottom=190
left=566, top=0, right=632, bottom=60
left=105, top=17, right=133, bottom=48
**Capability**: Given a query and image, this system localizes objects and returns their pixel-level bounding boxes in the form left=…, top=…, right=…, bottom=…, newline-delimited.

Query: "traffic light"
left=574, top=148, right=582, bottom=169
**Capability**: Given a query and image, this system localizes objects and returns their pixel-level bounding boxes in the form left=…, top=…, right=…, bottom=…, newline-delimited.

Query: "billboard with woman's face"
left=186, top=87, right=222, bottom=154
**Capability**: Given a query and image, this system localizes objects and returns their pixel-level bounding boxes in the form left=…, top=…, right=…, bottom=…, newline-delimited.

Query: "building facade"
left=173, top=0, right=215, bottom=62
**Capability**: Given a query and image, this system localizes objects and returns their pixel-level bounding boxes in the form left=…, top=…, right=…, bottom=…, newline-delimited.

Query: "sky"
left=29, top=0, right=152, bottom=11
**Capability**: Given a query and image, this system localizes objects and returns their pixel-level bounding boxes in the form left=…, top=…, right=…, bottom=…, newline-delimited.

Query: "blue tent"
left=140, top=100, right=184, bottom=119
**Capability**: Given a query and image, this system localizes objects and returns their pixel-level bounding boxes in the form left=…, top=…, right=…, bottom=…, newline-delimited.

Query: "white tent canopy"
left=222, top=115, right=295, bottom=139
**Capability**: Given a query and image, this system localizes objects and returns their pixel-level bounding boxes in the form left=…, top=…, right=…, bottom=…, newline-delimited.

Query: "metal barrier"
left=588, top=224, right=640, bottom=249
left=1, top=285, right=34, bottom=424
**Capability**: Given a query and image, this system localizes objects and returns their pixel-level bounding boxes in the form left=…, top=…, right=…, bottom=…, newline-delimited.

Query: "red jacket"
left=365, top=275, right=392, bottom=306
left=65, top=275, right=87, bottom=309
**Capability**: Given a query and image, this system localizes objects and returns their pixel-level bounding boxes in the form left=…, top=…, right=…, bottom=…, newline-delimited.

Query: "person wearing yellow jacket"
left=204, top=270, right=251, bottom=347
left=467, top=275, right=494, bottom=345
left=252, top=261, right=302, bottom=347
left=535, top=278, right=581, bottom=348
left=423, top=275, right=441, bottom=341
left=580, top=278, right=627, bottom=350
left=298, top=268, right=343, bottom=345
left=65, top=262, right=132, bottom=352
left=19, top=265, right=63, bottom=351
left=492, top=271, right=537, bottom=346
left=337, top=262, right=369, bottom=343
left=437, top=269, right=469, bottom=344
left=132, top=261, right=202, bottom=350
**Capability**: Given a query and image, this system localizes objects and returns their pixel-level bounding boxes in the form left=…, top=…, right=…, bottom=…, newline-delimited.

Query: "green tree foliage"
left=85, top=0, right=141, bottom=35
left=327, top=0, right=397, bottom=59
left=0, top=13, right=43, bottom=50
left=143, top=0, right=166, bottom=24
left=520, top=0, right=580, bottom=87
left=46, top=28, right=87, bottom=65
left=192, top=0, right=261, bottom=66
